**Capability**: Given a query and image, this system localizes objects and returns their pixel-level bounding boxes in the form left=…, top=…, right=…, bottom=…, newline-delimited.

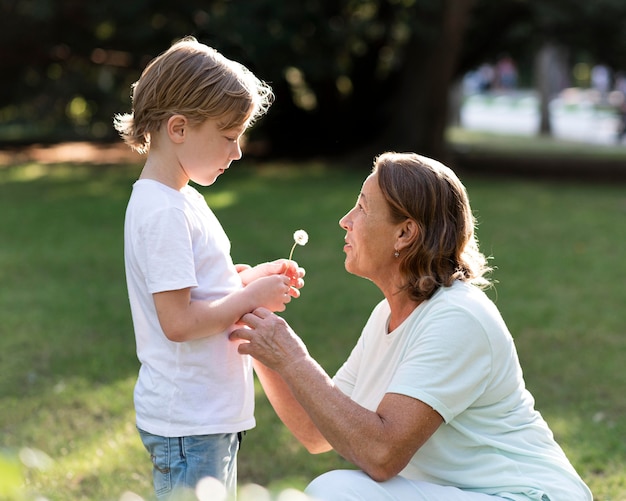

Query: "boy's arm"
left=153, top=274, right=292, bottom=342
left=238, top=259, right=304, bottom=288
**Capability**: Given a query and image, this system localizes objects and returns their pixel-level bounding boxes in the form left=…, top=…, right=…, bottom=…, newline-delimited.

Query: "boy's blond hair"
left=114, top=36, right=273, bottom=154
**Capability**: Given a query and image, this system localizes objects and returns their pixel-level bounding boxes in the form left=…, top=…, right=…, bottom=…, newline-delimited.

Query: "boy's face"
left=178, top=118, right=246, bottom=186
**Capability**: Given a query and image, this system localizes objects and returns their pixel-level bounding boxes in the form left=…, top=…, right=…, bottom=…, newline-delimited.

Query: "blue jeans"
left=138, top=428, right=240, bottom=500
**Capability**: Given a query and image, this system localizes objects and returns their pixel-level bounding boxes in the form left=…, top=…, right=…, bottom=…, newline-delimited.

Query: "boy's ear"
left=166, top=115, right=187, bottom=144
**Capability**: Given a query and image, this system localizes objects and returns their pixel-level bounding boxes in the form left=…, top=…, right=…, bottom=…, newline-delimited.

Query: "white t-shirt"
left=124, top=179, right=255, bottom=437
left=333, top=281, right=592, bottom=501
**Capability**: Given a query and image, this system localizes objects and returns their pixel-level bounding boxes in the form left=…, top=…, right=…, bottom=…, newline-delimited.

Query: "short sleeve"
left=333, top=337, right=364, bottom=397
left=333, top=300, right=389, bottom=399
left=138, top=208, right=198, bottom=294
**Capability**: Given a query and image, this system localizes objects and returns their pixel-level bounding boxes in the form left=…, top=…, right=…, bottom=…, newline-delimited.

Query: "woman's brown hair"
left=374, top=152, right=492, bottom=301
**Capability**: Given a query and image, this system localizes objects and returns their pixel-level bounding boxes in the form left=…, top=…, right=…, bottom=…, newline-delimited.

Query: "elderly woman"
left=231, top=152, right=592, bottom=500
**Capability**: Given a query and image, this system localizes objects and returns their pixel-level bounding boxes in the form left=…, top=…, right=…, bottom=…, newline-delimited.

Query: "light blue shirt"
left=334, top=281, right=592, bottom=501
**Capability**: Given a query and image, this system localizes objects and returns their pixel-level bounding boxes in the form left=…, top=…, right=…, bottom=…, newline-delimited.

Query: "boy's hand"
left=235, top=264, right=252, bottom=274
left=244, top=274, right=293, bottom=313
left=283, top=259, right=305, bottom=294
left=237, top=259, right=305, bottom=294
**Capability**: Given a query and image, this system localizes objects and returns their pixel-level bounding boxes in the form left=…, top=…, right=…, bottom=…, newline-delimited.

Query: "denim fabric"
left=138, top=428, right=239, bottom=500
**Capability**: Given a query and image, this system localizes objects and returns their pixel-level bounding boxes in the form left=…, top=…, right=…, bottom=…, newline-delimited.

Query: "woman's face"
left=339, top=173, right=400, bottom=283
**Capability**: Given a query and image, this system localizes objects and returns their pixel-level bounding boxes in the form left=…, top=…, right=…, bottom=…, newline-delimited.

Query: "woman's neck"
left=386, top=293, right=422, bottom=333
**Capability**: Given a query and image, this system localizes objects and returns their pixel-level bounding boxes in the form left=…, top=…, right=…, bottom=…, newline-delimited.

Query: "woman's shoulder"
left=430, top=280, right=491, bottom=308
left=371, top=298, right=391, bottom=314
left=360, top=299, right=391, bottom=335
left=420, top=281, right=507, bottom=336
left=450, top=279, right=498, bottom=304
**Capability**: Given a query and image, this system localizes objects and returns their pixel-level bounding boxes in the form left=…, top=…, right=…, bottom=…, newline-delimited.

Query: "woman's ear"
left=396, top=218, right=419, bottom=251
left=166, top=115, right=187, bottom=144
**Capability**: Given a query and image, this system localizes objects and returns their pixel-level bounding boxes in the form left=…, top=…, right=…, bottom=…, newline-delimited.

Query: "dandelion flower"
left=288, top=229, right=308, bottom=260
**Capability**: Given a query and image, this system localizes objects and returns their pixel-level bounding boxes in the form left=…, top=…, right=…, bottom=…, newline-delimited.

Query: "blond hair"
left=374, top=152, right=492, bottom=301
left=114, top=36, right=273, bottom=154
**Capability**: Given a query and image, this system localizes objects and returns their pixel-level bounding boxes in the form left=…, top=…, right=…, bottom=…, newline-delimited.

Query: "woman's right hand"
left=231, top=307, right=309, bottom=371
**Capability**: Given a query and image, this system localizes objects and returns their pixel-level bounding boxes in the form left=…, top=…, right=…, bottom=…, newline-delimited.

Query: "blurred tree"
left=1, top=0, right=626, bottom=157
left=529, top=0, right=626, bottom=135
left=380, top=0, right=476, bottom=160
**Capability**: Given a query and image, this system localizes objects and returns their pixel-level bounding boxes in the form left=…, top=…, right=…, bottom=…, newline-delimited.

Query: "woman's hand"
left=231, top=307, right=309, bottom=371
left=231, top=308, right=443, bottom=479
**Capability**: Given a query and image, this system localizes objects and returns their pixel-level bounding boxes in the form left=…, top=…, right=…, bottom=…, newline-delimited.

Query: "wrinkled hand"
left=230, top=308, right=309, bottom=372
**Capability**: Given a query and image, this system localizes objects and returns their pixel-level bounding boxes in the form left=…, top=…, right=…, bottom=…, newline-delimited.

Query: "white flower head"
left=289, top=229, right=308, bottom=260
left=293, top=229, right=309, bottom=246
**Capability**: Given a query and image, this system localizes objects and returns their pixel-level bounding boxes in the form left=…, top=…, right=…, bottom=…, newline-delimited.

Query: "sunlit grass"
left=447, top=126, right=626, bottom=159
left=0, top=158, right=624, bottom=500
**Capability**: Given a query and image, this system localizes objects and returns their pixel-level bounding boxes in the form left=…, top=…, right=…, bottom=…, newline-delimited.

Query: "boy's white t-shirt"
left=124, top=179, right=255, bottom=437
left=333, top=281, right=592, bottom=501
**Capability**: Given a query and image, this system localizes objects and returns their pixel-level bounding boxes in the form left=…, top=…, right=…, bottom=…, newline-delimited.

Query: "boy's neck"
left=140, top=155, right=188, bottom=191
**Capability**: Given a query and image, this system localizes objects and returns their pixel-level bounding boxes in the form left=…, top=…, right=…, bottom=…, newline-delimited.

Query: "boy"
left=114, top=37, right=304, bottom=499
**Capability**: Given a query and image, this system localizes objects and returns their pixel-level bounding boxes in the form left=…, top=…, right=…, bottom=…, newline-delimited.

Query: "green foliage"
left=1, top=0, right=435, bottom=150
left=0, top=156, right=625, bottom=499
left=3, top=0, right=626, bottom=151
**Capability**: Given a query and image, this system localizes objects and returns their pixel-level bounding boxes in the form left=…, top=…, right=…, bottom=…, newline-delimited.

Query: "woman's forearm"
left=253, top=360, right=331, bottom=453
left=274, top=355, right=438, bottom=482
left=276, top=356, right=388, bottom=471
left=233, top=310, right=432, bottom=480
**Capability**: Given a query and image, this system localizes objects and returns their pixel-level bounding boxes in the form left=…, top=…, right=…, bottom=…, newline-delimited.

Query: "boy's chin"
left=193, top=175, right=219, bottom=187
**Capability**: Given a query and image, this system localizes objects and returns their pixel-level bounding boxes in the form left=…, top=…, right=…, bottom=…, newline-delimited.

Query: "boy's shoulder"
left=128, top=179, right=182, bottom=212
left=132, top=179, right=203, bottom=202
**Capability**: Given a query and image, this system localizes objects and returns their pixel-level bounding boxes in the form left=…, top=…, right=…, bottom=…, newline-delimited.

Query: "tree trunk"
left=536, top=42, right=554, bottom=136
left=382, top=0, right=476, bottom=161
left=535, top=41, right=569, bottom=136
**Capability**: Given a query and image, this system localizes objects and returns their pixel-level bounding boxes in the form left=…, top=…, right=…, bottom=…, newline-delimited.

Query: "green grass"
left=0, top=155, right=625, bottom=500
left=447, top=126, right=626, bottom=159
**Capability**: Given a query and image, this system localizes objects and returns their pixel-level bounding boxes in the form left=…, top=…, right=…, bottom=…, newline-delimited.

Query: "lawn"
left=0, top=151, right=624, bottom=500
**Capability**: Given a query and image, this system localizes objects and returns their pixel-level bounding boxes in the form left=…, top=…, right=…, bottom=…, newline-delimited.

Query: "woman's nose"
left=339, top=212, right=350, bottom=230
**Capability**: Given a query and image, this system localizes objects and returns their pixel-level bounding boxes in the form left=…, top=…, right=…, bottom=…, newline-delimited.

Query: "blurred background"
left=1, top=0, right=626, bottom=162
